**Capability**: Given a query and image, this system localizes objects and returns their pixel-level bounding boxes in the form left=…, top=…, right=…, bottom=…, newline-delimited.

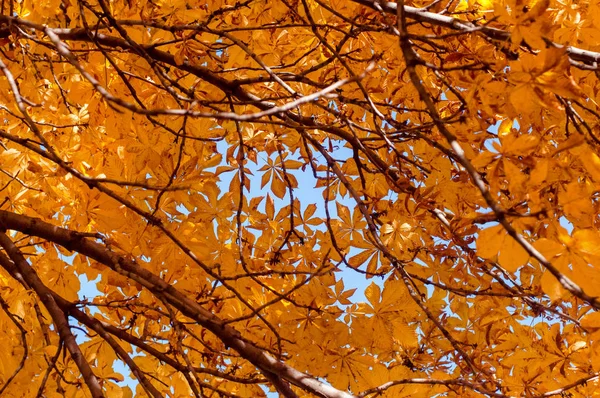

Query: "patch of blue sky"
left=209, top=134, right=384, bottom=304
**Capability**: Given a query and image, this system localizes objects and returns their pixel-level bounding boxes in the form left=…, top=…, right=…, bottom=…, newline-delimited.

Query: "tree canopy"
left=0, top=0, right=600, bottom=396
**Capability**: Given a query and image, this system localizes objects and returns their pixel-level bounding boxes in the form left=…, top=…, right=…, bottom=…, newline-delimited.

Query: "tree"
left=0, top=0, right=600, bottom=396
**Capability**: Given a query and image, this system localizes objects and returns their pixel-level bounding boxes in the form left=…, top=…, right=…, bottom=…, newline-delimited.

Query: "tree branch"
left=0, top=233, right=105, bottom=398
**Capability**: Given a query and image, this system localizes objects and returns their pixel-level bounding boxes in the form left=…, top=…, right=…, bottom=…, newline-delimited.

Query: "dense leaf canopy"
left=0, top=0, right=599, bottom=396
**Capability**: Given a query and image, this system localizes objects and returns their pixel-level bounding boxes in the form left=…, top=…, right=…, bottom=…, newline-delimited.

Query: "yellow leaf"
left=528, top=0, right=550, bottom=19
left=581, top=312, right=600, bottom=330
left=498, top=118, right=513, bottom=137
left=541, top=269, right=565, bottom=301
left=580, top=150, right=600, bottom=182
left=529, top=159, right=548, bottom=185
left=365, top=282, right=381, bottom=308
left=271, top=176, right=287, bottom=199
left=533, top=238, right=564, bottom=259
left=572, top=229, right=600, bottom=258
left=506, top=134, right=539, bottom=155
left=498, top=235, right=529, bottom=272
left=509, top=85, right=540, bottom=115
left=503, top=160, right=528, bottom=196
left=476, top=225, right=505, bottom=259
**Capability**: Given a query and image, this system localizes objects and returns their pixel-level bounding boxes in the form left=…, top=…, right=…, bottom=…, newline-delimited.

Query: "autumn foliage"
left=1, top=0, right=600, bottom=396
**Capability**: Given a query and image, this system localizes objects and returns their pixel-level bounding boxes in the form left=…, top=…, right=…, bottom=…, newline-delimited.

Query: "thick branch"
left=351, top=0, right=600, bottom=69
left=395, top=0, right=600, bottom=310
left=0, top=232, right=105, bottom=398
left=0, top=210, right=353, bottom=398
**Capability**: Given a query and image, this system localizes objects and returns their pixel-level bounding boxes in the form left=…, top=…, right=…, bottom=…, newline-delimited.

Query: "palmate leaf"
left=0, top=0, right=599, bottom=397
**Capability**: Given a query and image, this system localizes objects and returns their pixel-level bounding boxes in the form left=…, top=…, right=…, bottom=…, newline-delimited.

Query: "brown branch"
left=351, top=0, right=600, bottom=69
left=0, top=210, right=356, bottom=398
left=358, top=377, right=471, bottom=397
left=67, top=308, right=163, bottom=398
left=67, top=304, right=268, bottom=386
left=0, top=234, right=105, bottom=398
left=537, top=374, right=600, bottom=397
left=394, top=0, right=600, bottom=310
